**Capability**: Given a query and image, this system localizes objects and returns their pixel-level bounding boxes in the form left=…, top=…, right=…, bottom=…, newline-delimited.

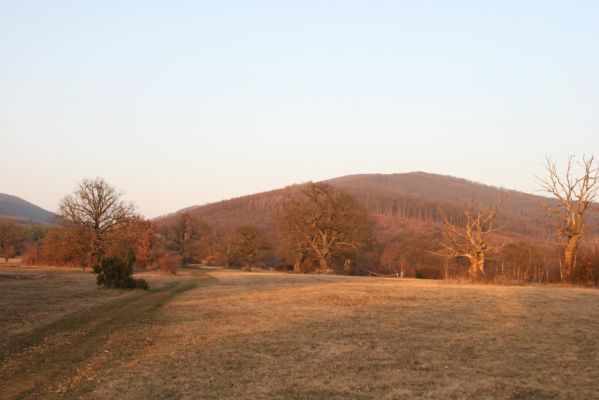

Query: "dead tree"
left=437, top=204, right=500, bottom=281
left=538, top=155, right=599, bottom=282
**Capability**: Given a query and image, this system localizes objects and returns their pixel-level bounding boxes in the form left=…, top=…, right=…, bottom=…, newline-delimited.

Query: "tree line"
left=4, top=155, right=599, bottom=287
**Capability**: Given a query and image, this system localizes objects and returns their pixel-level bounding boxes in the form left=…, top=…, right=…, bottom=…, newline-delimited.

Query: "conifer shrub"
left=93, top=253, right=149, bottom=289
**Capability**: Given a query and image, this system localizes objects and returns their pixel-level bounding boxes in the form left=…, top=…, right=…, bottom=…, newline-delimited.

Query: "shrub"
left=93, top=254, right=149, bottom=289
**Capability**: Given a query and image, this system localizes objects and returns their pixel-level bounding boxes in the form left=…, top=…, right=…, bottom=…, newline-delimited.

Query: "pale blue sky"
left=1, top=1, right=598, bottom=217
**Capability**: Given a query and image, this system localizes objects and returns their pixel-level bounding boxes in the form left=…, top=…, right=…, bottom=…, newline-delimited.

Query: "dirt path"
left=0, top=275, right=208, bottom=399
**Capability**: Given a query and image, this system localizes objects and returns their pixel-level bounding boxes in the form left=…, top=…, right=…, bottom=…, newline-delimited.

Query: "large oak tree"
left=282, top=183, right=373, bottom=273
left=233, top=225, right=270, bottom=270
left=162, top=212, right=211, bottom=265
left=437, top=203, right=500, bottom=280
left=58, top=177, right=136, bottom=269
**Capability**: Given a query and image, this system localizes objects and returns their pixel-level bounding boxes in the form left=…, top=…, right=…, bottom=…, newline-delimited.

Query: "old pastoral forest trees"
left=233, top=225, right=270, bottom=270
left=539, top=156, right=599, bottom=282
left=282, top=183, right=374, bottom=273
left=163, top=212, right=211, bottom=265
left=57, top=178, right=147, bottom=288
left=58, top=177, right=136, bottom=270
left=438, top=204, right=500, bottom=280
left=11, top=154, right=599, bottom=286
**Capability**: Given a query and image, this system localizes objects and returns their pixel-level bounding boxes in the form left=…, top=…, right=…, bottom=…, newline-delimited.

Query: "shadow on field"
left=0, top=273, right=213, bottom=399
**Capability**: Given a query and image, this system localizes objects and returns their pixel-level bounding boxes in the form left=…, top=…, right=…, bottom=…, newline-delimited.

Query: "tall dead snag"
left=438, top=204, right=500, bottom=281
left=282, top=182, right=373, bottom=273
left=538, top=155, right=599, bottom=282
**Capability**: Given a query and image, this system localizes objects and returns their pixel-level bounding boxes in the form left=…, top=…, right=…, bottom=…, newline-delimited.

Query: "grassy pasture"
left=1, top=266, right=598, bottom=399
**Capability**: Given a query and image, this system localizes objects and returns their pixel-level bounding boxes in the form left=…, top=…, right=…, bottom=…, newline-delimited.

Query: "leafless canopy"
left=537, top=155, right=599, bottom=281
left=538, top=155, right=599, bottom=234
left=163, top=212, right=211, bottom=264
left=436, top=203, right=501, bottom=280
left=59, top=177, right=136, bottom=235
left=58, top=177, right=136, bottom=268
left=282, top=182, right=372, bottom=273
left=233, top=225, right=270, bottom=270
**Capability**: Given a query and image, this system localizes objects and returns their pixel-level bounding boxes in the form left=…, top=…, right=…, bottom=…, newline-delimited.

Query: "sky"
left=1, top=1, right=598, bottom=218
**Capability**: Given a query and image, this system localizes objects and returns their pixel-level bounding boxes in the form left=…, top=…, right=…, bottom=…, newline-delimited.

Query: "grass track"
left=2, top=268, right=599, bottom=399
left=0, top=274, right=209, bottom=399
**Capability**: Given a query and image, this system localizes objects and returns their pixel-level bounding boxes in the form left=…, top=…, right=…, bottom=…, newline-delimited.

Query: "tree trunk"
left=343, top=259, right=352, bottom=273
left=318, top=257, right=332, bottom=274
left=469, top=256, right=485, bottom=281
left=293, top=253, right=303, bottom=273
left=85, top=242, right=95, bottom=272
left=562, top=235, right=581, bottom=282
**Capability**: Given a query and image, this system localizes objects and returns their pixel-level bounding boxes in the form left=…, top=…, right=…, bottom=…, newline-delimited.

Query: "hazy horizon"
left=2, top=1, right=598, bottom=217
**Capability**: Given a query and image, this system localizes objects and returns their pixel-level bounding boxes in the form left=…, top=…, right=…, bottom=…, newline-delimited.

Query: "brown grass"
left=1, top=267, right=598, bottom=399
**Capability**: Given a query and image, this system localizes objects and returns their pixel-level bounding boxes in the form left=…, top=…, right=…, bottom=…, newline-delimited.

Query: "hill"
left=327, top=172, right=588, bottom=239
left=0, top=193, right=57, bottom=225
left=159, top=172, right=597, bottom=238
left=156, top=172, right=599, bottom=274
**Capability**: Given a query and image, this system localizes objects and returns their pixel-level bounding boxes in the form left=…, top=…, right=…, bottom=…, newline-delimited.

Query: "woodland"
left=2, top=156, right=599, bottom=287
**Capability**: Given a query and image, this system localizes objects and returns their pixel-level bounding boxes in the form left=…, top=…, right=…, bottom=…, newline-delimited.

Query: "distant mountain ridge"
left=158, top=172, right=599, bottom=240
left=0, top=193, right=57, bottom=225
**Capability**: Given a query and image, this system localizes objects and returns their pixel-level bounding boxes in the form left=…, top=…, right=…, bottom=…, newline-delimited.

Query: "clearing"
left=1, top=265, right=598, bottom=399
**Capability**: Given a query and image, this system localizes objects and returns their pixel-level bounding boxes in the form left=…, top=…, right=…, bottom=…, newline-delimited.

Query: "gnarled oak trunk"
left=562, top=234, right=581, bottom=282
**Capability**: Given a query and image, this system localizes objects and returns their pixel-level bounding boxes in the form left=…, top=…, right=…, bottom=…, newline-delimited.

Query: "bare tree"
left=163, top=212, right=211, bottom=265
left=233, top=225, right=269, bottom=270
left=282, top=183, right=373, bottom=273
left=437, top=203, right=500, bottom=280
left=58, top=177, right=136, bottom=269
left=209, top=229, right=234, bottom=268
left=538, top=155, right=599, bottom=282
left=0, top=222, right=22, bottom=262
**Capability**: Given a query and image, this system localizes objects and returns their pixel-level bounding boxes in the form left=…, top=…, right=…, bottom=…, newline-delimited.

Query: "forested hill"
left=0, top=193, right=57, bottom=225
left=157, top=172, right=599, bottom=240
left=327, top=172, right=587, bottom=239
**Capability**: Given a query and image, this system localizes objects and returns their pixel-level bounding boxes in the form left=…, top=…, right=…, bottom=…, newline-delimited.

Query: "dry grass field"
left=1, top=266, right=599, bottom=399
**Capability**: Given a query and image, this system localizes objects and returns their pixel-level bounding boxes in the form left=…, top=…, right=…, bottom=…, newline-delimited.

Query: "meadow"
left=1, top=265, right=598, bottom=399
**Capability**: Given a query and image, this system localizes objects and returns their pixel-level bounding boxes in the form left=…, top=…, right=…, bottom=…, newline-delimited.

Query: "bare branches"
left=233, top=225, right=270, bottom=270
left=58, top=177, right=137, bottom=268
left=282, top=182, right=373, bottom=273
left=537, top=155, right=599, bottom=282
left=538, top=155, right=599, bottom=217
left=59, top=178, right=136, bottom=235
left=163, top=212, right=212, bottom=264
left=436, top=202, right=501, bottom=280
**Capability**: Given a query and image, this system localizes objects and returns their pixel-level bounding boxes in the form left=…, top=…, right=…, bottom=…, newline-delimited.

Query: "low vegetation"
left=1, top=266, right=598, bottom=399
left=1, top=157, right=598, bottom=398
left=94, top=255, right=148, bottom=289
